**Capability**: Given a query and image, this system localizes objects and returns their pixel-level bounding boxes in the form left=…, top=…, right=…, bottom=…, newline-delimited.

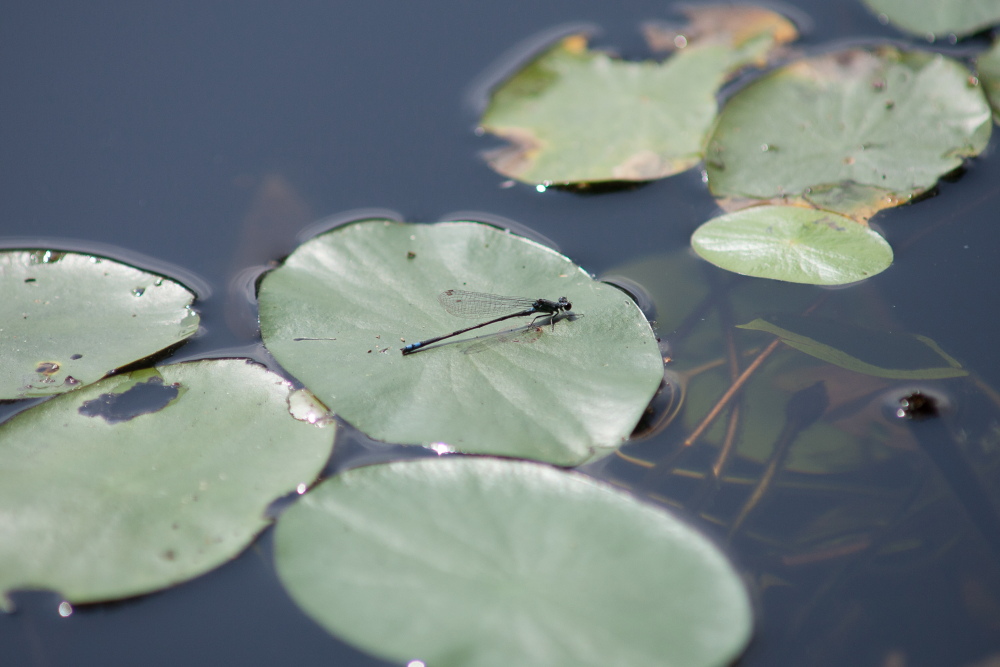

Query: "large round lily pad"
left=274, top=456, right=753, bottom=667
left=0, top=250, right=199, bottom=398
left=691, top=205, right=894, bottom=284
left=258, top=220, right=663, bottom=466
left=0, top=359, right=335, bottom=609
left=706, top=47, right=992, bottom=219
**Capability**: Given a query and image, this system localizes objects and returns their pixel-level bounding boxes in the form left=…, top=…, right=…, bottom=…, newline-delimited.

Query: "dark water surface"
left=3, top=2, right=1000, bottom=666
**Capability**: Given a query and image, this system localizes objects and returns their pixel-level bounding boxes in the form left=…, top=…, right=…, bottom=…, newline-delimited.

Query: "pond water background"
left=3, top=2, right=1000, bottom=666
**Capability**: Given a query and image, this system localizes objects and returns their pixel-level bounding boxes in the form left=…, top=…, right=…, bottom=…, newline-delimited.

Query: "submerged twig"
left=728, top=381, right=830, bottom=540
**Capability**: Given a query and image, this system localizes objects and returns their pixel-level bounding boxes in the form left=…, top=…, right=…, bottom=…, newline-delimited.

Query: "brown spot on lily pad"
left=35, top=361, right=60, bottom=375
left=482, top=126, right=545, bottom=180
left=644, top=5, right=798, bottom=57
left=611, top=150, right=672, bottom=181
left=788, top=49, right=886, bottom=85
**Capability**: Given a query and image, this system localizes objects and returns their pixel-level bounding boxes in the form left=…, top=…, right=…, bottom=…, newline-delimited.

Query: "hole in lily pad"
left=77, top=375, right=182, bottom=424
left=0, top=358, right=335, bottom=609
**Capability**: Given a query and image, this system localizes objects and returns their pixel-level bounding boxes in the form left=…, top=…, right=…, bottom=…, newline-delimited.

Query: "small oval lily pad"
left=706, top=47, right=992, bottom=219
left=0, top=358, right=335, bottom=609
left=274, top=456, right=753, bottom=667
left=0, top=250, right=200, bottom=398
left=259, top=220, right=663, bottom=466
left=691, top=206, right=893, bottom=284
left=862, top=0, right=1000, bottom=38
left=478, top=8, right=796, bottom=186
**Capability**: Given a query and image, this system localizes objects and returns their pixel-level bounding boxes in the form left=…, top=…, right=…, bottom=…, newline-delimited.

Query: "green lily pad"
left=976, top=36, right=1000, bottom=122
left=690, top=206, right=893, bottom=284
left=258, top=220, right=663, bottom=466
left=0, top=359, right=335, bottom=609
left=706, top=47, right=992, bottom=219
left=0, top=250, right=199, bottom=399
left=862, top=0, right=1000, bottom=38
left=737, top=316, right=968, bottom=379
left=274, top=457, right=753, bottom=667
left=479, top=8, right=796, bottom=185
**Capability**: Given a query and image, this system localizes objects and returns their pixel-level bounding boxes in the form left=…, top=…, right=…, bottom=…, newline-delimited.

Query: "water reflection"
left=599, top=249, right=1000, bottom=666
